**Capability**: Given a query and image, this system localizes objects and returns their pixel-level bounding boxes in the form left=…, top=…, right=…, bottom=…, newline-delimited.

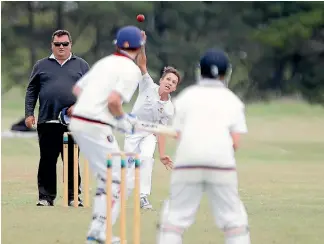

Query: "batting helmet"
left=199, top=49, right=230, bottom=79
left=114, top=26, right=144, bottom=49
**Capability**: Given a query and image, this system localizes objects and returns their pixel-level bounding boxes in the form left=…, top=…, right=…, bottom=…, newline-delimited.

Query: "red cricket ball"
left=137, top=14, right=145, bottom=22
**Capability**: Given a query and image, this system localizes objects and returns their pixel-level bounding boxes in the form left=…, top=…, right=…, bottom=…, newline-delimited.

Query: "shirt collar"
left=113, top=50, right=134, bottom=61
left=49, top=53, right=72, bottom=61
left=197, top=78, right=226, bottom=87
left=155, top=86, right=171, bottom=102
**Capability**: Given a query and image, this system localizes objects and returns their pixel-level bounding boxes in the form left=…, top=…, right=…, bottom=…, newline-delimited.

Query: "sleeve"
left=139, top=72, right=155, bottom=93
left=229, top=105, right=248, bottom=134
left=114, top=68, right=141, bottom=103
left=81, top=59, right=90, bottom=75
left=25, top=61, right=40, bottom=117
left=172, top=95, right=186, bottom=131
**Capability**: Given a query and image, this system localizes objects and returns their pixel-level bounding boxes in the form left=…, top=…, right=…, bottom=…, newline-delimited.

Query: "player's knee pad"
left=95, top=181, right=120, bottom=199
left=92, top=214, right=106, bottom=225
left=97, top=173, right=121, bottom=184
left=97, top=172, right=120, bottom=185
left=223, top=225, right=250, bottom=238
left=95, top=187, right=106, bottom=196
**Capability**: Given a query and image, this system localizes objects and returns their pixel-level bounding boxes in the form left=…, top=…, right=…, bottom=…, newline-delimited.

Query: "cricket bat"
left=134, top=120, right=178, bottom=137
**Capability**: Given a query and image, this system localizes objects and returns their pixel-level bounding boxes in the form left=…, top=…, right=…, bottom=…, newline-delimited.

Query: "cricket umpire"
left=24, top=30, right=90, bottom=207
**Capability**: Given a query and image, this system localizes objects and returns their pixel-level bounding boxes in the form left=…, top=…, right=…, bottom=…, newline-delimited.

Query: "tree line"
left=2, top=1, right=324, bottom=104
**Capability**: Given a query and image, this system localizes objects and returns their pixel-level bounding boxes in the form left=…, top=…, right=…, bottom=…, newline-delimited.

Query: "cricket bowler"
left=68, top=26, right=144, bottom=243
left=156, top=49, right=251, bottom=244
left=124, top=32, right=180, bottom=209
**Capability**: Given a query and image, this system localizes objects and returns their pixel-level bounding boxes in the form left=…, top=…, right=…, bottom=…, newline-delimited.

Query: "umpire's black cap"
left=199, top=49, right=230, bottom=79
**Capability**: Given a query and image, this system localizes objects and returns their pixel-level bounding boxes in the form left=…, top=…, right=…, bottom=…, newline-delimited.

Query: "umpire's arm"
left=80, top=59, right=90, bottom=75
left=25, top=61, right=40, bottom=118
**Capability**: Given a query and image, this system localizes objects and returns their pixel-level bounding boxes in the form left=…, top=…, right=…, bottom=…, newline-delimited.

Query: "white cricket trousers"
left=69, top=119, right=135, bottom=232
left=124, top=134, right=157, bottom=196
left=156, top=181, right=251, bottom=244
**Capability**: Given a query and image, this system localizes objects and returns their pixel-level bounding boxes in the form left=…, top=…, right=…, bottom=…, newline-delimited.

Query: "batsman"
left=69, top=26, right=145, bottom=243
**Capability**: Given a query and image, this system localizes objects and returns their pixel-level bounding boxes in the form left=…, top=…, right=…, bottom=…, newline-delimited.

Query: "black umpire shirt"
left=25, top=54, right=90, bottom=124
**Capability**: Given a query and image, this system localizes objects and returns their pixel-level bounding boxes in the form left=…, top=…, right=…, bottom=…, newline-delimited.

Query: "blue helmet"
left=114, top=26, right=144, bottom=49
left=199, top=49, right=230, bottom=79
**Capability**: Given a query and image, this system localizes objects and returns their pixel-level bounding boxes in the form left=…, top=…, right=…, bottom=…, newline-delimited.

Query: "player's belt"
left=173, top=165, right=236, bottom=171
left=71, top=115, right=114, bottom=128
left=71, top=114, right=178, bottom=137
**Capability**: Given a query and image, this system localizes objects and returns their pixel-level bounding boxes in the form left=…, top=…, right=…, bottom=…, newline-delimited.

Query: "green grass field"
left=2, top=89, right=324, bottom=244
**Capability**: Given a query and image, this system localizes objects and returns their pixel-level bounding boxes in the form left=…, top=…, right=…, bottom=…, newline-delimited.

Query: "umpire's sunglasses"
left=53, top=42, right=70, bottom=47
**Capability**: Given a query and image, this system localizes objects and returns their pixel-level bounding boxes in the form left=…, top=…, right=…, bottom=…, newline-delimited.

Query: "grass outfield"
left=2, top=88, right=324, bottom=244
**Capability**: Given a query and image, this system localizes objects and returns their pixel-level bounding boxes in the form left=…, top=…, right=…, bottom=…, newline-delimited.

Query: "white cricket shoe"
left=140, top=195, right=153, bottom=209
left=86, top=235, right=121, bottom=244
left=86, top=219, right=121, bottom=243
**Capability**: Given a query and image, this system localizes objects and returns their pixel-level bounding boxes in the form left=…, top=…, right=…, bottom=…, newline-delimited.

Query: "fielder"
left=124, top=33, right=180, bottom=209
left=156, top=49, right=251, bottom=244
left=68, top=26, right=144, bottom=244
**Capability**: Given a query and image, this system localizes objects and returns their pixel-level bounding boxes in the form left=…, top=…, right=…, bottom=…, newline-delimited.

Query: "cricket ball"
left=137, top=14, right=145, bottom=22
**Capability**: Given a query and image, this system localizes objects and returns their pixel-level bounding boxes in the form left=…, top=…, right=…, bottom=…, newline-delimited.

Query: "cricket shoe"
left=36, top=199, right=54, bottom=206
left=68, top=197, right=84, bottom=207
left=140, top=195, right=153, bottom=209
left=86, top=235, right=121, bottom=244
left=86, top=218, right=122, bottom=244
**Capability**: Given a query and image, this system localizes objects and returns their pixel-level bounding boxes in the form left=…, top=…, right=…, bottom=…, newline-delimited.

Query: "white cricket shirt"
left=171, top=79, right=248, bottom=183
left=72, top=53, right=142, bottom=126
left=129, top=73, right=174, bottom=137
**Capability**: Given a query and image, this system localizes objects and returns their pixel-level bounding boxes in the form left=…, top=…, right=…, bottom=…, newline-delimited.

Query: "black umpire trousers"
left=37, top=123, right=81, bottom=202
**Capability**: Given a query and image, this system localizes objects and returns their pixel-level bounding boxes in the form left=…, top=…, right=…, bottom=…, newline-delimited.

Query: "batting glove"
left=58, top=107, right=71, bottom=126
left=114, top=113, right=137, bottom=134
